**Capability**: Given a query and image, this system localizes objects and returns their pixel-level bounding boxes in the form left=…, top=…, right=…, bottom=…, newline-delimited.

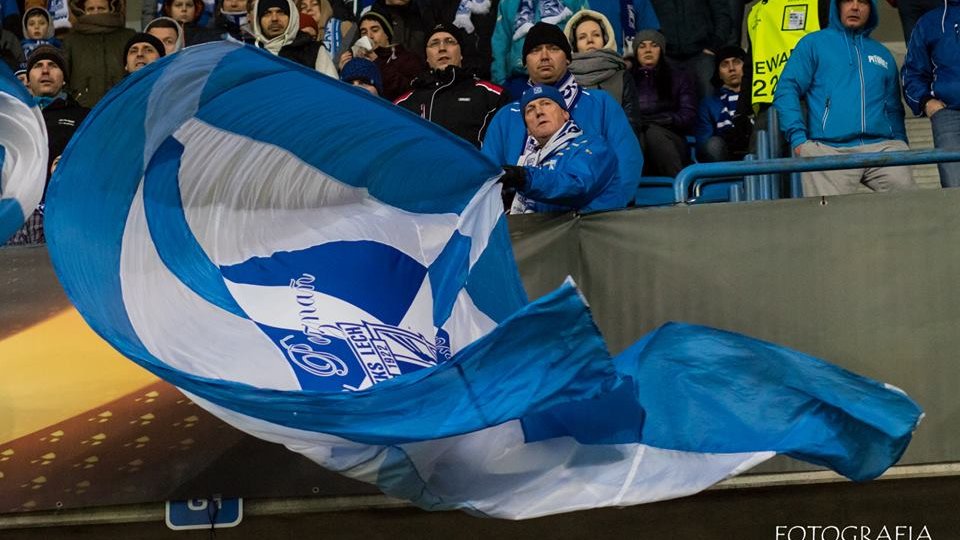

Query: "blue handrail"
left=673, top=149, right=960, bottom=203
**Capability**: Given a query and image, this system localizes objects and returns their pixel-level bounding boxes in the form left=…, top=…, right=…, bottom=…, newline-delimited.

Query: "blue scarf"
left=513, top=0, right=572, bottom=41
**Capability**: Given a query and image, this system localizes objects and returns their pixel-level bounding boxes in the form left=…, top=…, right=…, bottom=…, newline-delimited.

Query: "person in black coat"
left=394, top=23, right=508, bottom=147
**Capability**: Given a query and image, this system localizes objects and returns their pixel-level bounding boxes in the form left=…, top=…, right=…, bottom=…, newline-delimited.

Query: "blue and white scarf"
left=453, top=0, right=491, bottom=34
left=511, top=119, right=583, bottom=213
left=513, top=0, right=572, bottom=41
left=323, top=18, right=344, bottom=57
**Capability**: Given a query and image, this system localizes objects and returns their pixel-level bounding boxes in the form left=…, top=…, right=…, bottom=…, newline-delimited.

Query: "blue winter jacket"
left=520, top=129, right=620, bottom=213
left=902, top=0, right=960, bottom=116
left=774, top=0, right=907, bottom=149
left=482, top=73, right=643, bottom=210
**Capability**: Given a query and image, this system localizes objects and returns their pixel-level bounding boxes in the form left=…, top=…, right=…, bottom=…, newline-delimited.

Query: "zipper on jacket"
left=428, top=69, right=456, bottom=121
left=855, top=38, right=866, bottom=134
left=821, top=97, right=831, bottom=131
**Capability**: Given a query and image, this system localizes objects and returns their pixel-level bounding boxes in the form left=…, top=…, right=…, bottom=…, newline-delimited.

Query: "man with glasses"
left=394, top=24, right=509, bottom=148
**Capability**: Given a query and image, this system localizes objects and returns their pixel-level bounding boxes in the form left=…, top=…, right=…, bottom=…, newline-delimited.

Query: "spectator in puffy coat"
left=251, top=0, right=338, bottom=76
left=902, top=0, right=960, bottom=188
left=62, top=0, right=137, bottom=108
left=394, top=23, right=508, bottom=147
left=695, top=45, right=753, bottom=162
left=630, top=29, right=696, bottom=177
left=564, top=10, right=640, bottom=129
left=0, top=25, right=23, bottom=66
left=774, top=0, right=914, bottom=196
left=145, top=16, right=185, bottom=54
left=489, top=0, right=586, bottom=94
left=483, top=22, right=643, bottom=208
left=338, top=12, right=424, bottom=100
left=498, top=84, right=619, bottom=213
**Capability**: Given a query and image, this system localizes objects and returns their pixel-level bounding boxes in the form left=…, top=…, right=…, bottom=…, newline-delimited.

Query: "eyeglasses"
left=426, top=38, right=458, bottom=48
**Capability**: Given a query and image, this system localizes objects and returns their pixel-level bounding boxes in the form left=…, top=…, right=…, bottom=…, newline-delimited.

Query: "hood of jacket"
left=162, top=0, right=205, bottom=23
left=23, top=7, right=55, bottom=39
left=145, top=16, right=185, bottom=52
left=563, top=9, right=616, bottom=52
left=251, top=0, right=299, bottom=52
left=828, top=0, right=879, bottom=35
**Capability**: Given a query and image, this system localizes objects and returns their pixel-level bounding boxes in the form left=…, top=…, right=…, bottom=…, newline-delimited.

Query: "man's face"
left=525, top=44, right=569, bottom=84
left=523, top=97, right=569, bottom=144
left=125, top=42, right=161, bottom=73
left=574, top=20, right=603, bottom=53
left=148, top=27, right=179, bottom=54
left=27, top=59, right=65, bottom=97
left=359, top=20, right=389, bottom=48
left=223, top=0, right=246, bottom=11
left=426, top=32, right=462, bottom=70
left=839, top=0, right=870, bottom=30
left=26, top=14, right=49, bottom=39
left=718, top=57, right=743, bottom=89
left=83, top=0, right=110, bottom=15
left=261, top=7, right=289, bottom=39
left=635, top=40, right=661, bottom=68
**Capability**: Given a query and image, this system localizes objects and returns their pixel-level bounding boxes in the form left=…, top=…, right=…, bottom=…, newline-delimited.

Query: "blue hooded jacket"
left=774, top=0, right=907, bottom=149
left=519, top=124, right=619, bottom=213
left=902, top=0, right=960, bottom=116
left=482, top=72, right=643, bottom=211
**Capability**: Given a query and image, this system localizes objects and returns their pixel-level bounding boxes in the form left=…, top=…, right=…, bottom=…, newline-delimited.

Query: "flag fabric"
left=45, top=42, right=923, bottom=519
left=0, top=63, right=47, bottom=244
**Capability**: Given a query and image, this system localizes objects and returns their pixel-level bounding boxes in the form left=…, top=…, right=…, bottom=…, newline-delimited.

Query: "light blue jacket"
left=482, top=74, right=643, bottom=210
left=774, top=0, right=907, bottom=149
left=520, top=126, right=619, bottom=213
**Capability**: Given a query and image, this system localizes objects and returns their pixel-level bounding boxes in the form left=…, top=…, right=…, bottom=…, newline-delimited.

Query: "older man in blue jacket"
left=484, top=22, right=642, bottom=210
left=774, top=0, right=916, bottom=196
left=499, top=85, right=619, bottom=213
left=902, top=0, right=960, bottom=188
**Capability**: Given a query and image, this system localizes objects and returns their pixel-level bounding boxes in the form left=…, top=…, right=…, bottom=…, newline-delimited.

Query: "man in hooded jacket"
left=774, top=0, right=915, bottom=196
left=251, top=0, right=337, bottom=76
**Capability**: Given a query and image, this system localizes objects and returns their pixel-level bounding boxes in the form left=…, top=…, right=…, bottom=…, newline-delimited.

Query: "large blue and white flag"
left=46, top=42, right=923, bottom=519
left=0, top=63, right=47, bottom=243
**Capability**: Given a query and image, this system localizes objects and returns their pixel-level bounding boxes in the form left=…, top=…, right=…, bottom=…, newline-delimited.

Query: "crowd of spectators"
left=2, top=0, right=959, bottom=242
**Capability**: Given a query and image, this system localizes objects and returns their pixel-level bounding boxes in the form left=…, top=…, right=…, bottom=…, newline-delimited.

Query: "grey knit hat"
left=633, top=29, right=666, bottom=50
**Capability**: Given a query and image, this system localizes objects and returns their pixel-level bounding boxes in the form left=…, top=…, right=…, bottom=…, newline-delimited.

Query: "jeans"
left=931, top=108, right=960, bottom=188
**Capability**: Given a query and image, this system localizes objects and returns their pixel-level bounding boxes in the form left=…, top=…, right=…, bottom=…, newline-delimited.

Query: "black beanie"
left=257, top=0, right=290, bottom=21
left=711, top=45, right=748, bottom=87
left=123, top=33, right=167, bottom=61
left=522, top=22, right=572, bottom=62
left=359, top=11, right=394, bottom=43
left=26, top=44, right=68, bottom=81
left=427, top=22, right=465, bottom=48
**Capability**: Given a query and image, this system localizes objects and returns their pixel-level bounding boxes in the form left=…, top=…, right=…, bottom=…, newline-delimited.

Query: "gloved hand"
left=500, top=165, right=527, bottom=191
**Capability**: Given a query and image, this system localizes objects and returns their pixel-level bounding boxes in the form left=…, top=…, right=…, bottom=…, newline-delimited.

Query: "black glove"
left=500, top=165, right=527, bottom=191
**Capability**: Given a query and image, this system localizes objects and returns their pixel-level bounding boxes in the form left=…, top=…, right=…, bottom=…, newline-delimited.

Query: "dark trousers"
left=639, top=125, right=690, bottom=177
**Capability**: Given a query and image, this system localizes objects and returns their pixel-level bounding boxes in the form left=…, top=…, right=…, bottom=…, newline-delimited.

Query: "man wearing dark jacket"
left=902, top=0, right=960, bottom=188
left=394, top=23, right=508, bottom=147
left=62, top=0, right=137, bottom=108
left=9, top=45, right=89, bottom=245
left=649, top=0, right=733, bottom=98
left=339, top=12, right=424, bottom=100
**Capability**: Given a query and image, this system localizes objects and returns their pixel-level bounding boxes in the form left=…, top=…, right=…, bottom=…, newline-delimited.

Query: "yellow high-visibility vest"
left=747, top=0, right=820, bottom=105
